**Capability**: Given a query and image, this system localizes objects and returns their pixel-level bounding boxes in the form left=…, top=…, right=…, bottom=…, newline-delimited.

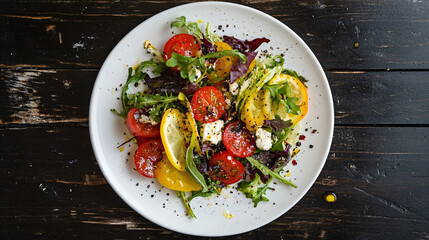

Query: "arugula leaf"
left=262, top=83, right=301, bottom=115
left=111, top=59, right=168, bottom=118
left=282, top=68, right=309, bottom=87
left=139, top=59, right=168, bottom=75
left=188, top=179, right=221, bottom=202
left=185, top=133, right=209, bottom=192
left=130, top=93, right=178, bottom=122
left=246, top=157, right=297, bottom=188
left=178, top=191, right=196, bottom=218
left=252, top=177, right=273, bottom=207
left=282, top=97, right=301, bottom=115
left=204, top=50, right=246, bottom=62
left=111, top=66, right=146, bottom=118
left=265, top=55, right=285, bottom=68
left=165, top=50, right=246, bottom=82
left=237, top=173, right=273, bottom=207
left=270, top=128, right=291, bottom=152
left=171, top=16, right=203, bottom=40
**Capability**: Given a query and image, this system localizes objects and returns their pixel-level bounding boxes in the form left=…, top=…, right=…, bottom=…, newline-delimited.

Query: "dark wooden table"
left=1, top=0, right=429, bottom=239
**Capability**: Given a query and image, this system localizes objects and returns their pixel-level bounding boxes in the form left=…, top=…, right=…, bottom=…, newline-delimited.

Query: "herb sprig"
left=111, top=59, right=173, bottom=121
left=262, top=83, right=301, bottom=115
left=246, top=157, right=297, bottom=188
left=171, top=16, right=204, bottom=40
left=166, top=50, right=246, bottom=83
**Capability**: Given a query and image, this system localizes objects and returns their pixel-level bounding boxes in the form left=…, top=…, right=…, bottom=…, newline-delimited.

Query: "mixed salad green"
left=112, top=16, right=309, bottom=217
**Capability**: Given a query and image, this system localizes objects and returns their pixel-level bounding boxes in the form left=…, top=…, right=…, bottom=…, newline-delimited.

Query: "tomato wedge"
left=126, top=107, right=160, bottom=138
left=222, top=120, right=256, bottom=158
left=163, top=33, right=202, bottom=71
left=208, top=151, right=245, bottom=185
left=134, top=138, right=164, bottom=178
left=191, top=86, right=226, bottom=123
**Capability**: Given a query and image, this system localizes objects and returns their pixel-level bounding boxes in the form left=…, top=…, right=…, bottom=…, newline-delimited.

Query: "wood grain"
left=1, top=0, right=429, bottom=239
left=1, top=0, right=429, bottom=69
left=1, top=126, right=428, bottom=239
left=1, top=69, right=428, bottom=126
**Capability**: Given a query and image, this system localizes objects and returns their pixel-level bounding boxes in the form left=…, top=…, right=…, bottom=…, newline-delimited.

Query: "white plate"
left=89, top=2, right=334, bottom=237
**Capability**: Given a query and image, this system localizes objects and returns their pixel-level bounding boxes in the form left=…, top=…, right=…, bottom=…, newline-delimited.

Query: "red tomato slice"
left=134, top=138, right=164, bottom=178
left=208, top=151, right=245, bottom=185
left=126, top=107, right=160, bottom=138
left=191, top=86, right=226, bottom=123
left=222, top=120, right=256, bottom=158
left=163, top=34, right=202, bottom=71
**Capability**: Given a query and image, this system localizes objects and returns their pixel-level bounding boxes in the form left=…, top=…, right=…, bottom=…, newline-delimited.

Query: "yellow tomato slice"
left=155, top=154, right=202, bottom=192
left=207, top=41, right=256, bottom=82
left=160, top=108, right=187, bottom=171
left=267, top=74, right=308, bottom=124
left=241, top=90, right=266, bottom=131
left=207, top=41, right=238, bottom=82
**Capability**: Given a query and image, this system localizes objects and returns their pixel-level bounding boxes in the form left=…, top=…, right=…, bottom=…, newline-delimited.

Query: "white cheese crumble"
left=138, top=114, right=158, bottom=125
left=229, top=81, right=239, bottom=95
left=201, top=120, right=224, bottom=145
left=255, top=127, right=272, bottom=151
left=126, top=79, right=147, bottom=96
left=225, top=98, right=232, bottom=109
left=194, top=68, right=202, bottom=80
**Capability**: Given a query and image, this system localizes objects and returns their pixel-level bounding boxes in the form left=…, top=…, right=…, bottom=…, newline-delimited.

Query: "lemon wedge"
left=160, top=108, right=187, bottom=171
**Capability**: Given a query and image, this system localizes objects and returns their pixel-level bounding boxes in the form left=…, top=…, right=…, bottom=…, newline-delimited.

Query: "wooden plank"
left=1, top=0, right=429, bottom=69
left=1, top=69, right=428, bottom=125
left=0, top=126, right=428, bottom=239
left=0, top=69, right=95, bottom=124
left=327, top=71, right=429, bottom=124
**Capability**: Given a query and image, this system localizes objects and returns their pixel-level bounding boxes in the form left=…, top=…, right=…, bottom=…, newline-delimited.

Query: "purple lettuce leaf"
left=196, top=154, right=209, bottom=175
left=263, top=119, right=293, bottom=132
left=201, top=37, right=217, bottom=55
left=223, top=35, right=249, bottom=53
left=229, top=51, right=257, bottom=83
left=245, top=37, right=270, bottom=51
left=244, top=163, right=270, bottom=183
left=246, top=144, right=292, bottom=183
left=223, top=36, right=270, bottom=53
left=255, top=143, right=291, bottom=170
left=144, top=69, right=188, bottom=95
left=181, top=83, right=200, bottom=95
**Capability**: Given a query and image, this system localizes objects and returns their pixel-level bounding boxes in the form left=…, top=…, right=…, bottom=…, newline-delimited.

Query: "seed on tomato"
left=134, top=138, right=164, bottom=178
left=191, top=86, right=226, bottom=123
left=163, top=34, right=202, bottom=71
left=126, top=107, right=160, bottom=138
left=208, top=151, right=245, bottom=185
left=222, top=120, right=256, bottom=158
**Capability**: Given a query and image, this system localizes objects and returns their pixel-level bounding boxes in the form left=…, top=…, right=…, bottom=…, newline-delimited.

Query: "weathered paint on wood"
left=1, top=69, right=428, bottom=125
left=1, top=0, right=429, bottom=239
left=1, top=126, right=428, bottom=239
left=1, top=0, right=429, bottom=69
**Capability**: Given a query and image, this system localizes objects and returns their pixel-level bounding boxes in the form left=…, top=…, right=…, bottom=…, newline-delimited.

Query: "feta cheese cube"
left=138, top=114, right=157, bottom=125
left=256, top=128, right=272, bottom=151
left=229, top=81, right=239, bottom=95
left=201, top=120, right=224, bottom=145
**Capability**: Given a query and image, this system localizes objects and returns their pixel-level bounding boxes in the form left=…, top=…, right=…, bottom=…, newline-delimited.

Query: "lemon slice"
left=266, top=73, right=308, bottom=124
left=160, top=108, right=187, bottom=171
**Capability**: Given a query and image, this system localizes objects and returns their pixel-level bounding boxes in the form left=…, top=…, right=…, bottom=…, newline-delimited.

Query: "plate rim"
left=89, top=1, right=334, bottom=236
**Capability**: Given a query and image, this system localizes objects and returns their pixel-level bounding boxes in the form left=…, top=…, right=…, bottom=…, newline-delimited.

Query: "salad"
left=112, top=16, right=309, bottom=218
